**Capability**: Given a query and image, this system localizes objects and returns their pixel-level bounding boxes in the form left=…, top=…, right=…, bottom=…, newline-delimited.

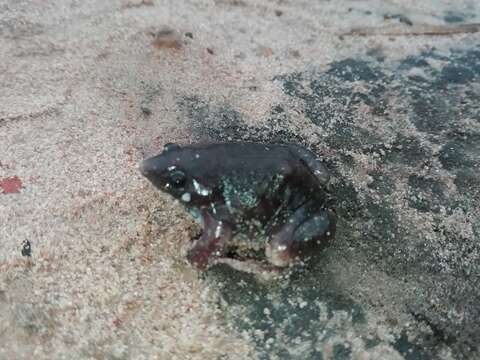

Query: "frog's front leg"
left=187, top=211, right=232, bottom=270
left=265, top=204, right=336, bottom=267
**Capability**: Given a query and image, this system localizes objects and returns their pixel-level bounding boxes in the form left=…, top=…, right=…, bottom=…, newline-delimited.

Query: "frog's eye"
left=163, top=143, right=180, bottom=153
left=170, top=170, right=186, bottom=188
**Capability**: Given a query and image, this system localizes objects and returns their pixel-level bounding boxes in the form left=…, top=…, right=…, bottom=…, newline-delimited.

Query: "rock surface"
left=1, top=0, right=479, bottom=359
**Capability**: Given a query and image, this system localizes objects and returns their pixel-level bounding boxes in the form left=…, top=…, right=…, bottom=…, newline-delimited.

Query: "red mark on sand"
left=0, top=176, right=23, bottom=194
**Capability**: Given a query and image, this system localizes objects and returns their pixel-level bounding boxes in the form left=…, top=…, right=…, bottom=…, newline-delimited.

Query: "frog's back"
left=178, top=142, right=329, bottom=192
left=188, top=142, right=295, bottom=173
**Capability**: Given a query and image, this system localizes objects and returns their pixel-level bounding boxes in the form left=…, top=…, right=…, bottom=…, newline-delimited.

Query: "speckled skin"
left=140, top=142, right=336, bottom=270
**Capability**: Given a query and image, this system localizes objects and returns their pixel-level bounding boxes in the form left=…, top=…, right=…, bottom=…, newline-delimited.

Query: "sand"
left=1, top=0, right=479, bottom=359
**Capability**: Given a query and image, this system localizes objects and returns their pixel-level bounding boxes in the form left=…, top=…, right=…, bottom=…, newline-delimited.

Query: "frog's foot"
left=211, top=257, right=284, bottom=278
left=187, top=212, right=232, bottom=270
left=266, top=207, right=336, bottom=267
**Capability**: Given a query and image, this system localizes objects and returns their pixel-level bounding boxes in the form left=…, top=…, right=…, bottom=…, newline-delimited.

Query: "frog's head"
left=139, top=143, right=216, bottom=206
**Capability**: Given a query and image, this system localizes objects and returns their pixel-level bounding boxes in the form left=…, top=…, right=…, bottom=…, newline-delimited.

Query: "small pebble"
left=21, top=240, right=31, bottom=257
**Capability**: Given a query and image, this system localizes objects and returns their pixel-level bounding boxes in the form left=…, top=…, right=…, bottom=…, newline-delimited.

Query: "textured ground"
left=1, top=0, right=479, bottom=359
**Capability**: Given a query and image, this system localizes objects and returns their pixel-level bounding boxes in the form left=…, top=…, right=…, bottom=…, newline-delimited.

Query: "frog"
left=139, top=142, right=336, bottom=273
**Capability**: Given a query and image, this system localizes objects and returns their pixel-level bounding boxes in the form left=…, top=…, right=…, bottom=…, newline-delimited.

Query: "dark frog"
left=140, top=142, right=336, bottom=273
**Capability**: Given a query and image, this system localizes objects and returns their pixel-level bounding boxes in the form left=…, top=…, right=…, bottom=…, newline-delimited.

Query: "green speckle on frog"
left=140, top=142, right=336, bottom=273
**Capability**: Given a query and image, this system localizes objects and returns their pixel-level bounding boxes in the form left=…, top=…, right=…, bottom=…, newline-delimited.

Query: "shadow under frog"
left=208, top=259, right=367, bottom=360
left=140, top=142, right=336, bottom=273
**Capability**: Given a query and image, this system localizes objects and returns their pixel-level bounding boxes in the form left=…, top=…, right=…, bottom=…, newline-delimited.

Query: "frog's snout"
left=139, top=157, right=159, bottom=177
left=138, top=159, right=149, bottom=176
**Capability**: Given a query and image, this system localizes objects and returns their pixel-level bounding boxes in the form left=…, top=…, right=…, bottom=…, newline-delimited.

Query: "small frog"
left=140, top=142, right=336, bottom=273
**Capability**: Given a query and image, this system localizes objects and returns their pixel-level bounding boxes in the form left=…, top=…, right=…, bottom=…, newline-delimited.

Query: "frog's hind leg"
left=294, top=208, right=336, bottom=250
left=286, top=144, right=330, bottom=186
left=265, top=206, right=336, bottom=267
